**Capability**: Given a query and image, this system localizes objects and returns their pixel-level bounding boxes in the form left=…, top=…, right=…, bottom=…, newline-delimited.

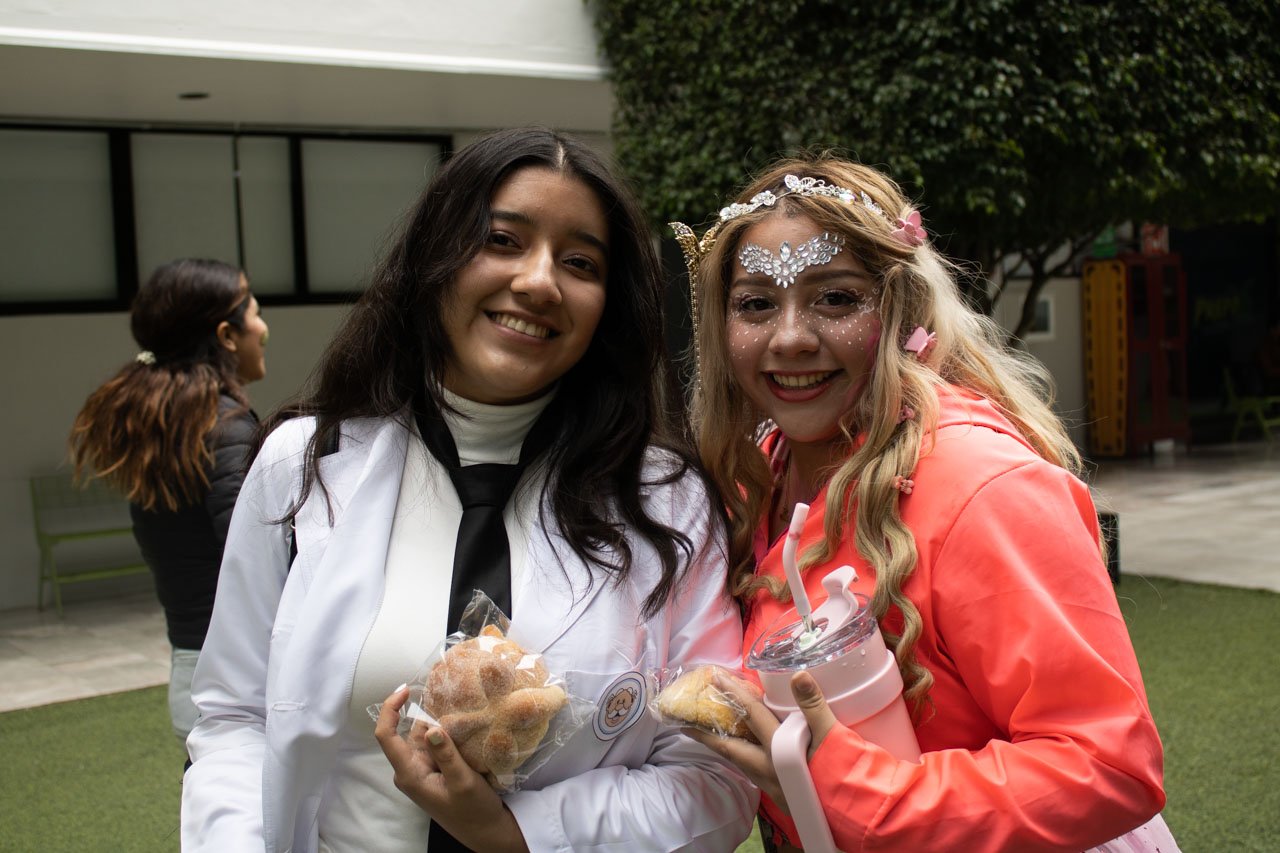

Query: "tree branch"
left=1046, top=229, right=1106, bottom=279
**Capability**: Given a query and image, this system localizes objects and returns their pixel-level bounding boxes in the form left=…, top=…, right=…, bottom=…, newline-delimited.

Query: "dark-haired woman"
left=181, top=128, right=757, bottom=852
left=70, top=258, right=268, bottom=745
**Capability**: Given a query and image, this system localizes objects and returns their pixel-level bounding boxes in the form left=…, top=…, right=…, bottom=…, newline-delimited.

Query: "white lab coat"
left=181, top=415, right=758, bottom=852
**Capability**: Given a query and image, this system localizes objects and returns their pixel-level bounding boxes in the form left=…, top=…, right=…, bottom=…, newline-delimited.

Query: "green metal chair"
left=1223, top=368, right=1280, bottom=442
left=30, top=473, right=148, bottom=616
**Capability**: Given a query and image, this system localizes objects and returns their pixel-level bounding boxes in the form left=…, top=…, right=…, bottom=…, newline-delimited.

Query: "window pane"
left=236, top=137, right=294, bottom=296
left=0, top=129, right=116, bottom=301
left=132, top=134, right=238, bottom=284
left=302, top=139, right=441, bottom=293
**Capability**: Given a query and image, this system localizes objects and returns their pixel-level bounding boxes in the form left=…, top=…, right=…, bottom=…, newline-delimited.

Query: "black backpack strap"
left=287, top=426, right=341, bottom=569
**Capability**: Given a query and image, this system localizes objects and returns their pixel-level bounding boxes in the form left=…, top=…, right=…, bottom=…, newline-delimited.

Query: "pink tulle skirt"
left=1085, top=814, right=1180, bottom=853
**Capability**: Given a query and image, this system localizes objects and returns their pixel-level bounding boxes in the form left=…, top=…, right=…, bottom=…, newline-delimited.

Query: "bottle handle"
left=771, top=711, right=840, bottom=853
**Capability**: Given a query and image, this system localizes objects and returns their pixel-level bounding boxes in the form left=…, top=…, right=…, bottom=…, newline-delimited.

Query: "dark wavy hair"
left=267, top=127, right=707, bottom=616
left=70, top=258, right=250, bottom=511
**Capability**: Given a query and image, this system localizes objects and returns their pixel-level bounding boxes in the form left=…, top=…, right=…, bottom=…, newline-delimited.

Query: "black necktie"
left=414, top=395, right=558, bottom=853
left=415, top=399, right=559, bottom=630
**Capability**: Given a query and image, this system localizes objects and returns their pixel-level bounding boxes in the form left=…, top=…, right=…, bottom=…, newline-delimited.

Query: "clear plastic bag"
left=649, top=664, right=761, bottom=743
left=368, top=591, right=592, bottom=792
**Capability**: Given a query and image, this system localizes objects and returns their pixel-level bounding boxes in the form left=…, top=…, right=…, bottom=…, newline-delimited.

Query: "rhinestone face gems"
left=738, top=232, right=847, bottom=288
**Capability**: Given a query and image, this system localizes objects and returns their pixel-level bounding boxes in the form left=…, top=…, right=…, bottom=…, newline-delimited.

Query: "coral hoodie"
left=744, top=386, right=1164, bottom=852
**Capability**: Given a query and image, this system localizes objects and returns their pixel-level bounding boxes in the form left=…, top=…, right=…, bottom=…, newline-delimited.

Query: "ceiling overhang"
left=0, top=29, right=613, bottom=133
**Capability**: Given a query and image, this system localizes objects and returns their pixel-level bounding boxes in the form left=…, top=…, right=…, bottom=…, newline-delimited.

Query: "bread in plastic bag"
left=368, top=590, right=590, bottom=791
left=427, top=624, right=567, bottom=784
left=650, top=664, right=760, bottom=742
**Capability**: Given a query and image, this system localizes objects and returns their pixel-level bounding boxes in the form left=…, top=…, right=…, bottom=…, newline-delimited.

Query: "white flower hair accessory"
left=135, top=351, right=156, bottom=365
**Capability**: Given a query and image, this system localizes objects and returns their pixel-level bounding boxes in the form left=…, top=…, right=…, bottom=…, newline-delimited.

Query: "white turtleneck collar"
left=438, top=386, right=555, bottom=466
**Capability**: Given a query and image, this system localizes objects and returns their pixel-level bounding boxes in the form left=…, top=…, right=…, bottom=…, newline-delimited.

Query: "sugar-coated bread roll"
left=656, top=666, right=755, bottom=740
left=423, top=625, right=567, bottom=786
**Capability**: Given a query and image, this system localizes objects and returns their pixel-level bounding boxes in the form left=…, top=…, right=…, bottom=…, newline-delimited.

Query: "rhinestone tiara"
left=718, top=174, right=886, bottom=223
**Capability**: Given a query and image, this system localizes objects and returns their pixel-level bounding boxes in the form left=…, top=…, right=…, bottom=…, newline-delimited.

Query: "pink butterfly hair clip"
left=904, top=326, right=937, bottom=360
left=891, top=210, right=927, bottom=247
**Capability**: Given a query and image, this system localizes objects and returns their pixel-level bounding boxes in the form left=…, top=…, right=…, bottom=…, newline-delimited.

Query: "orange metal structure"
left=1082, top=254, right=1191, bottom=456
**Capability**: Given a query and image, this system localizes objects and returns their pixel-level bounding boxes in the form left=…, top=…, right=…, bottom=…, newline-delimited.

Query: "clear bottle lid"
left=746, top=592, right=878, bottom=673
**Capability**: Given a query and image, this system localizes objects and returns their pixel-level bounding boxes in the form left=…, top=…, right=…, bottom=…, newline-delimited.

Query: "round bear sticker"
left=593, top=671, right=648, bottom=741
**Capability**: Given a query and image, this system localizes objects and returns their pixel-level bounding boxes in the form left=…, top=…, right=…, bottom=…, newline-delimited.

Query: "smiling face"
left=604, top=686, right=637, bottom=728
left=726, top=211, right=882, bottom=449
left=442, top=166, right=609, bottom=405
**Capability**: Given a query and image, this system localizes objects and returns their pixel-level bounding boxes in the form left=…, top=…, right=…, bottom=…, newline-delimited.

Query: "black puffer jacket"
left=130, top=395, right=258, bottom=650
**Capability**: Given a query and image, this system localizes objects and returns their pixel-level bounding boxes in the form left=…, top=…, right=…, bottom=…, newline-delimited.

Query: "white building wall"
left=0, top=1, right=614, bottom=611
left=0, top=2, right=612, bottom=132
left=0, top=305, right=352, bottom=610
left=1, top=0, right=605, bottom=78
left=994, top=277, right=1088, bottom=449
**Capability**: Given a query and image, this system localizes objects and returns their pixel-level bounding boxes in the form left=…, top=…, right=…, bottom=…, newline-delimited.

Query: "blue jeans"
left=168, top=646, right=200, bottom=743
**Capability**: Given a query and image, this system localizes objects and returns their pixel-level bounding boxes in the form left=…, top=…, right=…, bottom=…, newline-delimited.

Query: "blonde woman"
left=676, top=157, right=1173, bottom=851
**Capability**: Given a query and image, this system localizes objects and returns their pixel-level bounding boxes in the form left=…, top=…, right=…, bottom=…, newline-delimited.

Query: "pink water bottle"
left=746, top=504, right=921, bottom=853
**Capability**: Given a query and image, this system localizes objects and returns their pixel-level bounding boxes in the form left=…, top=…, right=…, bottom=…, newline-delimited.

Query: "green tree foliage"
left=590, top=0, right=1280, bottom=336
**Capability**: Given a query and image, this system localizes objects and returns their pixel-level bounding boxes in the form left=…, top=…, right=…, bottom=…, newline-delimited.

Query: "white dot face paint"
left=726, top=212, right=882, bottom=449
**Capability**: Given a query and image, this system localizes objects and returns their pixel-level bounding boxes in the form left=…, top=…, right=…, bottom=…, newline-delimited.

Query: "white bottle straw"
left=782, top=502, right=814, bottom=633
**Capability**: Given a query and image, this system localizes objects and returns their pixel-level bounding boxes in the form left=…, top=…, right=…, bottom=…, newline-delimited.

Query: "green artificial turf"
left=737, top=824, right=765, bottom=852
left=0, top=685, right=185, bottom=852
left=1116, top=576, right=1280, bottom=853
left=1, top=577, right=1275, bottom=853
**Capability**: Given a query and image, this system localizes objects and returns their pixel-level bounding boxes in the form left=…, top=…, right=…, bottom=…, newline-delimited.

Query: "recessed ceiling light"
left=178, top=92, right=210, bottom=100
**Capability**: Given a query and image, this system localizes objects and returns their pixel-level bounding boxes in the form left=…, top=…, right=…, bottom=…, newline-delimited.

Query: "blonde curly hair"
left=689, top=155, right=1082, bottom=708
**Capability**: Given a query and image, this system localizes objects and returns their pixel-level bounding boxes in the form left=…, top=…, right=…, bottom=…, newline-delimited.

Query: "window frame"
left=0, top=121, right=452, bottom=315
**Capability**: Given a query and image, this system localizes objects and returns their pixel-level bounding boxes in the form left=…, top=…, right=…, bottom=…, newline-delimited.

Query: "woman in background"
left=70, top=258, right=268, bottom=746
